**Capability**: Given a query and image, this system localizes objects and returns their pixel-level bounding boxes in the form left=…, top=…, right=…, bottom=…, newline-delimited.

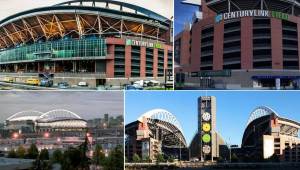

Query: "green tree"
left=231, top=153, right=239, bottom=163
left=132, top=153, right=140, bottom=162
left=103, top=145, right=123, bottom=170
left=16, top=145, right=26, bottom=158
left=51, top=149, right=63, bottom=164
left=62, top=147, right=81, bottom=170
left=93, top=144, right=105, bottom=165
left=39, top=149, right=49, bottom=160
left=155, top=153, right=165, bottom=163
left=143, top=155, right=151, bottom=163
left=7, top=149, right=16, bottom=158
left=26, top=144, right=39, bottom=159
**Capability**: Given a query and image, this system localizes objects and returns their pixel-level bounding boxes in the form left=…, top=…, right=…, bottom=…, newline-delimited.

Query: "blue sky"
left=125, top=91, right=300, bottom=146
left=174, top=0, right=199, bottom=35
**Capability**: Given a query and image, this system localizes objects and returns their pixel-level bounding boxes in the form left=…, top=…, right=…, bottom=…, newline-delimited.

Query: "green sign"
left=126, top=39, right=163, bottom=49
left=193, top=70, right=231, bottom=77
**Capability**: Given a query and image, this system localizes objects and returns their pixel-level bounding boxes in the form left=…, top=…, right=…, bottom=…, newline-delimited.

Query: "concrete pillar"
left=276, top=78, right=281, bottom=90
left=125, top=45, right=131, bottom=78
left=106, top=45, right=115, bottom=78
left=271, top=18, right=283, bottom=69
left=73, top=61, right=76, bottom=73
left=241, top=17, right=253, bottom=69
left=140, top=46, right=146, bottom=78
left=153, top=48, right=158, bottom=78
left=213, top=21, right=224, bottom=70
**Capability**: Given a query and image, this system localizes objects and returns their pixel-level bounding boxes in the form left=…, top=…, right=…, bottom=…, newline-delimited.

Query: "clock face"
left=202, top=134, right=211, bottom=143
left=202, top=145, right=211, bottom=154
left=202, top=112, right=211, bottom=121
left=202, top=123, right=211, bottom=132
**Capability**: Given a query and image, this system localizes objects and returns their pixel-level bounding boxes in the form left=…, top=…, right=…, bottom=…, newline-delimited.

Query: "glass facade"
left=0, top=38, right=107, bottom=63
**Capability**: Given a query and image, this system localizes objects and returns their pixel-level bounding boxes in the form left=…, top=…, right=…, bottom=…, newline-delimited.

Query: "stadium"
left=238, top=106, right=300, bottom=162
left=125, top=109, right=189, bottom=162
left=0, top=0, right=173, bottom=88
left=5, top=109, right=87, bottom=133
left=175, top=0, right=300, bottom=90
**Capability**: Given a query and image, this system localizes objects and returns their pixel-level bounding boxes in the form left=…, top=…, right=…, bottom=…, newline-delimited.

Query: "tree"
left=231, top=153, right=239, bottom=163
left=26, top=144, right=39, bottom=159
left=143, top=156, right=151, bottom=163
left=39, top=149, right=49, bottom=160
left=93, top=144, right=105, bottom=165
left=51, top=149, right=63, bottom=164
left=132, top=153, right=140, bottom=162
left=62, top=147, right=81, bottom=170
left=16, top=145, right=26, bottom=158
left=155, top=153, right=165, bottom=163
left=7, top=149, right=16, bottom=158
left=167, top=155, right=174, bottom=163
left=103, top=145, right=123, bottom=170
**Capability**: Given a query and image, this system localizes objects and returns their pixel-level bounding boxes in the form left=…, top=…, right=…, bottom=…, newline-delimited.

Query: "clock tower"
left=198, top=96, right=216, bottom=161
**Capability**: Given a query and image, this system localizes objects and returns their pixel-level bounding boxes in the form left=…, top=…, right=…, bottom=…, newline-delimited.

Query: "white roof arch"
left=38, top=109, right=82, bottom=121
left=6, top=110, right=44, bottom=121
left=138, top=108, right=184, bottom=135
left=247, top=106, right=279, bottom=126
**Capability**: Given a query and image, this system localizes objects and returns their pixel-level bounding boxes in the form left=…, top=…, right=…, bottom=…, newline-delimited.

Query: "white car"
left=78, top=81, right=88, bottom=86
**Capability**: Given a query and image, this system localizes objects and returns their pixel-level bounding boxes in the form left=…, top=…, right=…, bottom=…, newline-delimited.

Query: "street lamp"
left=12, top=132, right=19, bottom=139
left=44, top=132, right=50, bottom=138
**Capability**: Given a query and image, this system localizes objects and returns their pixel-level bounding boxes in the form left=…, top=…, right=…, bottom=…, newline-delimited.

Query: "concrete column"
left=213, top=21, right=224, bottom=70
left=271, top=18, right=283, bottom=69
left=275, top=78, right=281, bottom=90
left=106, top=45, right=115, bottom=78
left=125, top=45, right=131, bottom=78
left=241, top=17, right=253, bottom=69
left=153, top=48, right=158, bottom=78
left=73, top=61, right=76, bottom=73
left=140, top=46, right=146, bottom=78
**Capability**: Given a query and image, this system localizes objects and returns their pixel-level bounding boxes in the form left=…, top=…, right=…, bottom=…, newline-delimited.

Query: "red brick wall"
left=153, top=48, right=158, bottom=78
left=241, top=17, right=253, bottom=69
left=140, top=46, right=146, bottom=78
left=125, top=45, right=131, bottom=78
left=106, top=45, right=114, bottom=78
left=271, top=18, right=283, bottom=69
left=213, top=21, right=224, bottom=70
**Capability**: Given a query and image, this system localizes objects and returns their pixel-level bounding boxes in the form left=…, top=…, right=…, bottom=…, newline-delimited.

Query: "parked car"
left=78, top=81, right=88, bottom=87
left=25, top=78, right=40, bottom=86
left=58, top=82, right=70, bottom=89
left=3, top=76, right=14, bottom=83
left=125, top=84, right=143, bottom=90
left=40, top=79, right=53, bottom=87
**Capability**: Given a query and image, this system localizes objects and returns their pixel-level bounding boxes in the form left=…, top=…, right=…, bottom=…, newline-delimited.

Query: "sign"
left=126, top=39, right=163, bottom=49
left=215, top=10, right=289, bottom=23
left=195, top=70, right=231, bottom=77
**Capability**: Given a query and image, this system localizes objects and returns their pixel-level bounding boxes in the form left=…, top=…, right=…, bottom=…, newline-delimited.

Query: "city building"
left=240, top=106, right=300, bottom=162
left=189, top=96, right=227, bottom=161
left=125, top=109, right=188, bottom=162
left=0, top=0, right=173, bottom=88
left=175, top=0, right=300, bottom=89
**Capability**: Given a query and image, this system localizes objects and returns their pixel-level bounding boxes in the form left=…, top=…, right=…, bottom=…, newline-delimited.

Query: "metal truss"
left=246, top=106, right=278, bottom=126
left=0, top=12, right=165, bottom=49
left=138, top=109, right=187, bottom=147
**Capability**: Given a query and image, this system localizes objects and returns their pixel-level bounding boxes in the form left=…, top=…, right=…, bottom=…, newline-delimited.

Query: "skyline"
left=125, top=91, right=300, bottom=146
left=0, top=91, right=124, bottom=122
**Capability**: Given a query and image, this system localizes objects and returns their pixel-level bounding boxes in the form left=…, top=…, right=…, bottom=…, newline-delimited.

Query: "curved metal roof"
left=0, top=0, right=170, bottom=49
left=54, top=0, right=169, bottom=22
left=137, top=108, right=187, bottom=147
left=6, top=109, right=84, bottom=122
left=6, top=110, right=43, bottom=121
left=246, top=106, right=278, bottom=126
left=138, top=108, right=184, bottom=135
